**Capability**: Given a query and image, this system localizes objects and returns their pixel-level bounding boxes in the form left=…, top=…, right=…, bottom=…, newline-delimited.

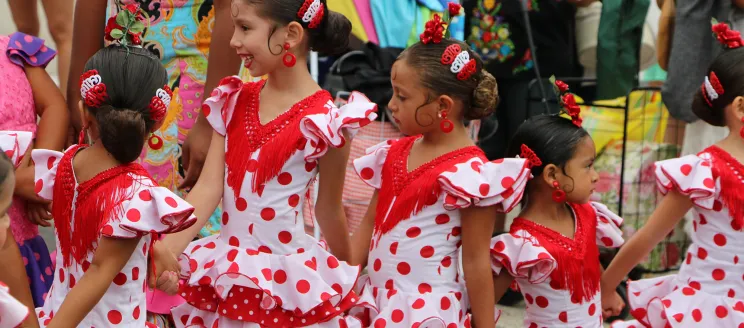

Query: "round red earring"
left=282, top=43, right=296, bottom=67
left=78, top=126, right=87, bottom=145
left=552, top=181, right=566, bottom=203
left=440, top=111, right=453, bottom=133
left=740, top=117, right=744, bottom=139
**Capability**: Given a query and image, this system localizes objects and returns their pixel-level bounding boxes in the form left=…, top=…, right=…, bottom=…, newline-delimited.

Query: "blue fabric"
left=371, top=0, right=417, bottom=48
left=18, top=235, right=53, bottom=307
left=6, top=32, right=56, bottom=68
left=417, top=0, right=444, bottom=11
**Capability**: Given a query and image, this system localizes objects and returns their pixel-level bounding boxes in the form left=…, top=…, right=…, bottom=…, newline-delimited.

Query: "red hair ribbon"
left=520, top=144, right=542, bottom=168
left=297, top=0, right=325, bottom=29
left=441, top=44, right=477, bottom=81
left=712, top=21, right=743, bottom=49
left=149, top=85, right=172, bottom=122
left=79, top=70, right=108, bottom=108
left=553, top=78, right=582, bottom=127
left=701, top=71, right=724, bottom=108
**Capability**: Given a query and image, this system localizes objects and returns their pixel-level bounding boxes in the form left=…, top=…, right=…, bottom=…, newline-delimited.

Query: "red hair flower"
left=448, top=2, right=462, bottom=17
left=130, top=32, right=142, bottom=45
left=520, top=144, right=542, bottom=168
left=420, top=14, right=445, bottom=44
left=104, top=17, right=123, bottom=42
left=554, top=80, right=569, bottom=93
left=712, top=22, right=743, bottom=49
left=124, top=3, right=139, bottom=14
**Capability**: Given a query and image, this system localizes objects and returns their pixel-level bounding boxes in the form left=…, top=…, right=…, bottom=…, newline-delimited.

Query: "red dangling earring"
left=552, top=181, right=566, bottom=203
left=78, top=126, right=88, bottom=145
left=440, top=111, right=453, bottom=133
left=282, top=43, right=296, bottom=67
left=740, top=116, right=744, bottom=139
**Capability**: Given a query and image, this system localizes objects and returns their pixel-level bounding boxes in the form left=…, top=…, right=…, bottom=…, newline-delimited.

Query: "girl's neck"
left=521, top=190, right=573, bottom=224
left=419, top=123, right=472, bottom=149
left=718, top=131, right=744, bottom=159
left=264, top=55, right=317, bottom=94
left=73, top=141, right=121, bottom=183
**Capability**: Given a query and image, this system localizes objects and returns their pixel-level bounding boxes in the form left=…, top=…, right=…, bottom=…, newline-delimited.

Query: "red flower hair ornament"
left=422, top=2, right=475, bottom=81
left=297, top=0, right=325, bottom=29
left=105, top=3, right=148, bottom=47
left=551, top=76, right=583, bottom=127
left=79, top=69, right=171, bottom=123
left=712, top=20, right=743, bottom=49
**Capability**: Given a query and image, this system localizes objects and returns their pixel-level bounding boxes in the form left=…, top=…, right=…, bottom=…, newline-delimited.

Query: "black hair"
left=507, top=115, right=590, bottom=182
left=398, top=39, right=498, bottom=124
left=83, top=45, right=168, bottom=163
left=691, top=47, right=744, bottom=126
left=246, top=0, right=352, bottom=56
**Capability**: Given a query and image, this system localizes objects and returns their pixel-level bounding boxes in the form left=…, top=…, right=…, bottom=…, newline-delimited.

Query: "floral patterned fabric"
left=593, top=139, right=686, bottom=272
left=107, top=0, right=222, bottom=238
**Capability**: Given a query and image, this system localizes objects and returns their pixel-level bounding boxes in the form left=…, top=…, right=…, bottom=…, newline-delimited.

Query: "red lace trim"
left=52, top=145, right=152, bottom=266
left=510, top=203, right=601, bottom=303
left=704, top=146, right=744, bottom=230
left=374, top=137, right=485, bottom=236
left=224, top=80, right=331, bottom=198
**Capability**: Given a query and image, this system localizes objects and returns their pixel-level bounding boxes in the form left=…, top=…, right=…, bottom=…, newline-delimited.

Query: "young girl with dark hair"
left=603, top=22, right=744, bottom=328
left=489, top=80, right=624, bottom=327
left=158, top=0, right=377, bottom=326
left=32, top=16, right=197, bottom=327
left=346, top=6, right=524, bottom=328
left=0, top=132, right=40, bottom=327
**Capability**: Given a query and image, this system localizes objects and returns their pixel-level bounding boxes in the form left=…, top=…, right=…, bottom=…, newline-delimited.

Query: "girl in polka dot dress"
left=489, top=80, right=625, bottom=328
left=159, top=1, right=376, bottom=327
left=602, top=21, right=744, bottom=328
left=0, top=132, right=37, bottom=328
left=347, top=8, right=519, bottom=328
left=33, top=43, right=197, bottom=327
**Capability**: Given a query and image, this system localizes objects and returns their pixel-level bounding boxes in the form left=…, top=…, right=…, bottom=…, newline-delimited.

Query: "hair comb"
left=297, top=0, right=325, bottom=29
left=520, top=144, right=542, bottom=168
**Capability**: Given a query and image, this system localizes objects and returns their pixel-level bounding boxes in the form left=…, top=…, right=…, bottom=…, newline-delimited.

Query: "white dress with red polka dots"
left=348, top=137, right=533, bottom=327
left=32, top=147, right=197, bottom=328
left=611, top=146, right=744, bottom=328
left=0, top=131, right=32, bottom=165
left=0, top=281, right=28, bottom=328
left=491, top=202, right=624, bottom=328
left=170, top=77, right=377, bottom=328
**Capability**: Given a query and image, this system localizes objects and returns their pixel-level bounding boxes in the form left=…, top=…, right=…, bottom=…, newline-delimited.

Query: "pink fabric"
left=353, top=0, right=379, bottom=44
left=0, top=35, right=38, bottom=243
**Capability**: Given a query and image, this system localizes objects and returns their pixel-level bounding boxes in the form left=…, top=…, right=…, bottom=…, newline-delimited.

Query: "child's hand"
left=601, top=288, right=625, bottom=318
left=26, top=202, right=53, bottom=227
left=148, top=241, right=181, bottom=295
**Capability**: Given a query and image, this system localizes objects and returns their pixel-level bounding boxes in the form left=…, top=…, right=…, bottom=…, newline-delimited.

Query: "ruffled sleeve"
left=352, top=140, right=393, bottom=189
left=0, top=131, right=33, bottom=167
left=102, top=184, right=197, bottom=239
left=490, top=230, right=557, bottom=283
left=0, top=281, right=28, bottom=328
left=201, top=76, right=243, bottom=136
left=591, top=202, right=624, bottom=248
left=31, top=148, right=64, bottom=201
left=438, top=157, right=532, bottom=212
left=6, top=32, right=56, bottom=68
left=300, top=91, right=378, bottom=161
left=655, top=155, right=716, bottom=209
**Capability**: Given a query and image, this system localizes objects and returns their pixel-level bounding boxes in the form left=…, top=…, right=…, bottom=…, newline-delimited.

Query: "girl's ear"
left=541, top=164, right=559, bottom=186
left=437, top=94, right=455, bottom=116
left=733, top=96, right=744, bottom=122
left=78, top=101, right=94, bottom=128
left=285, top=21, right=305, bottom=49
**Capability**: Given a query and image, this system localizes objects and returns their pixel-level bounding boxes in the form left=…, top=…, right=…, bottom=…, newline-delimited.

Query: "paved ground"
left=0, top=5, right=621, bottom=326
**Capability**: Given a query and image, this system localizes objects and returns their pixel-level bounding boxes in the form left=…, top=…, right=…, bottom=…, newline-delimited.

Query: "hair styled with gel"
left=398, top=39, right=499, bottom=121
left=507, top=115, right=589, bottom=183
left=245, top=0, right=352, bottom=56
left=691, top=47, right=744, bottom=126
left=83, top=45, right=167, bottom=163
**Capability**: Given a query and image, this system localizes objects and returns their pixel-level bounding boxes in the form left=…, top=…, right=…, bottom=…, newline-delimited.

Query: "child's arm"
left=492, top=271, right=515, bottom=304
left=46, top=237, right=140, bottom=328
left=162, top=131, right=226, bottom=255
left=461, top=205, right=498, bottom=328
left=65, top=0, right=107, bottom=137
left=179, top=0, right=241, bottom=189
left=601, top=189, right=692, bottom=291
left=314, top=134, right=353, bottom=262
left=26, top=65, right=68, bottom=151
left=349, top=192, right=377, bottom=267
left=0, top=232, right=40, bottom=328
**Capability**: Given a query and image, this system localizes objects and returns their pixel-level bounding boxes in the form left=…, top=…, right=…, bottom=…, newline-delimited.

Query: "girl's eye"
left=397, top=95, right=406, bottom=101
left=241, top=25, right=249, bottom=31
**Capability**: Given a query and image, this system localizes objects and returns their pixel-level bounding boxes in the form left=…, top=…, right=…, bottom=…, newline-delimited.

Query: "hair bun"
left=310, top=10, right=351, bottom=55
left=467, top=70, right=498, bottom=120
